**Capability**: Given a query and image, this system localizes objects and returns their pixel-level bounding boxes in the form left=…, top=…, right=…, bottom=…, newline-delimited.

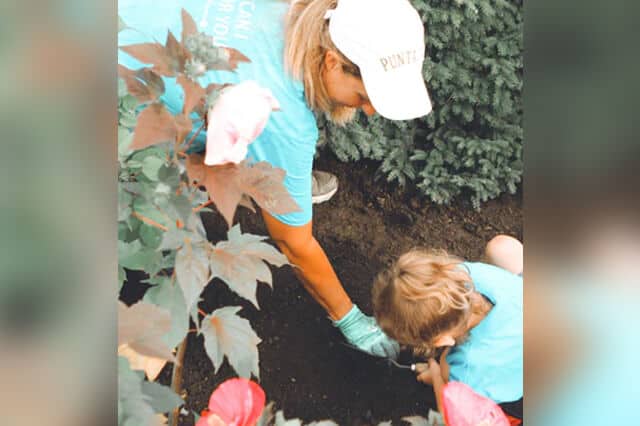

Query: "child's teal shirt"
left=118, top=0, right=318, bottom=226
left=446, top=262, right=523, bottom=403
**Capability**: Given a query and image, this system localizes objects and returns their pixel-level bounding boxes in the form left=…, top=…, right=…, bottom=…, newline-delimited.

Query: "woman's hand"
left=334, top=305, right=400, bottom=359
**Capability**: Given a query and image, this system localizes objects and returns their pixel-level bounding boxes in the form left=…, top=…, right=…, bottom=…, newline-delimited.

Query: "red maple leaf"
left=130, top=103, right=177, bottom=151
left=178, top=75, right=206, bottom=115
left=181, top=8, right=198, bottom=45
left=118, top=65, right=165, bottom=104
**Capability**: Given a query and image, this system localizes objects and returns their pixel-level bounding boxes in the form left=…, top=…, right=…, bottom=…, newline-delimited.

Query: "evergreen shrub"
left=319, top=0, right=523, bottom=207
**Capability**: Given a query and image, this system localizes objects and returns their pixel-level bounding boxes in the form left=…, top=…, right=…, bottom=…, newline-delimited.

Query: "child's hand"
left=414, top=362, right=428, bottom=383
left=414, top=347, right=451, bottom=385
left=414, top=362, right=434, bottom=384
left=415, top=358, right=443, bottom=383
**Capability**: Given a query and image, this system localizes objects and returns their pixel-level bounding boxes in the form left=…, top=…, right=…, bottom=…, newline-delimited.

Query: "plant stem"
left=132, top=212, right=168, bottom=232
left=169, top=337, right=188, bottom=426
left=183, top=122, right=205, bottom=152
left=193, top=199, right=213, bottom=213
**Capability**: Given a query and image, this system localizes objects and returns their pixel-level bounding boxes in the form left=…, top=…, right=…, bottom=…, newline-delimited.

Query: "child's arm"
left=439, top=346, right=450, bottom=382
left=429, top=358, right=446, bottom=414
left=415, top=347, right=451, bottom=414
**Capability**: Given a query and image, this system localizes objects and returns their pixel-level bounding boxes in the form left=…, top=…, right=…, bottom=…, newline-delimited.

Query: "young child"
left=372, top=235, right=523, bottom=405
left=423, top=350, right=521, bottom=426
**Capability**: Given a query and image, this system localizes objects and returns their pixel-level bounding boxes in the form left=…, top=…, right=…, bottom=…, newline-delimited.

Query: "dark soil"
left=124, top=151, right=522, bottom=425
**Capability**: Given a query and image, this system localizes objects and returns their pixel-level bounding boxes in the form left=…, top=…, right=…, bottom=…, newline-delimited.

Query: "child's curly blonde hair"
left=372, top=249, right=474, bottom=357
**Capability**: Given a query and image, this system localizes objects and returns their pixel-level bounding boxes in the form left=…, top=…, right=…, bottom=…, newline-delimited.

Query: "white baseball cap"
left=326, top=0, right=432, bottom=120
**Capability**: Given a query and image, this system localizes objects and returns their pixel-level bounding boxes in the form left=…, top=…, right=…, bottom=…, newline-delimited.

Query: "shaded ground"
left=125, top=151, right=522, bottom=425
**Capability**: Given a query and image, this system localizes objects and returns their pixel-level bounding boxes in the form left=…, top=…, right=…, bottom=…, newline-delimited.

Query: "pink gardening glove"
left=442, top=381, right=511, bottom=426
left=196, top=378, right=266, bottom=426
left=204, top=80, right=280, bottom=166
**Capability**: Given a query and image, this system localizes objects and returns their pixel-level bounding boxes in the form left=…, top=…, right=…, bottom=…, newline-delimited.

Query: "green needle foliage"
left=319, top=0, right=523, bottom=207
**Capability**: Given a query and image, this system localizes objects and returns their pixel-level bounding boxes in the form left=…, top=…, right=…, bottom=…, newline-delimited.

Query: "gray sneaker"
left=311, top=170, right=338, bottom=204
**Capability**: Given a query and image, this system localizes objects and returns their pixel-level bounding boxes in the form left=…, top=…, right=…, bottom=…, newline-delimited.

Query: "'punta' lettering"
left=379, top=50, right=418, bottom=72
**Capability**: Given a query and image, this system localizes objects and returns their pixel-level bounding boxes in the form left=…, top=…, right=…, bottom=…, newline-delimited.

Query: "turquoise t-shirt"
left=445, top=262, right=523, bottom=403
left=118, top=0, right=318, bottom=226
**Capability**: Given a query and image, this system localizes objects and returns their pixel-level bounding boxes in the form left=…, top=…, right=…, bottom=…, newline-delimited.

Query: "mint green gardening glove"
left=333, top=304, right=400, bottom=359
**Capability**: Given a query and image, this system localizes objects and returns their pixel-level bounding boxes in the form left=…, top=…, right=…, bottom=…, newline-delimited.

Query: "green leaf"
left=119, top=239, right=163, bottom=271
left=157, top=228, right=190, bottom=251
left=175, top=240, right=210, bottom=312
left=119, top=78, right=129, bottom=97
left=119, top=266, right=127, bottom=289
left=118, top=221, right=135, bottom=242
left=167, top=194, right=193, bottom=223
left=144, top=278, right=189, bottom=349
left=201, top=306, right=261, bottom=379
left=158, top=163, right=182, bottom=189
left=118, top=357, right=158, bottom=426
left=120, top=111, right=138, bottom=130
left=141, top=381, right=183, bottom=413
left=140, top=224, right=164, bottom=249
left=119, top=126, right=134, bottom=157
left=133, top=197, right=171, bottom=228
left=256, top=402, right=275, bottom=426
left=226, top=225, right=288, bottom=266
left=118, top=301, right=176, bottom=362
left=142, top=156, right=165, bottom=180
left=118, top=189, right=133, bottom=222
left=403, top=413, right=443, bottom=426
left=274, top=411, right=302, bottom=426
left=188, top=211, right=208, bottom=239
left=130, top=145, right=167, bottom=163
left=209, top=225, right=289, bottom=308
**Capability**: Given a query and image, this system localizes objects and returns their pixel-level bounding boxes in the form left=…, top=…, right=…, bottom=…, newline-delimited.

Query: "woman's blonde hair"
left=372, top=249, right=475, bottom=356
left=284, top=0, right=360, bottom=125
